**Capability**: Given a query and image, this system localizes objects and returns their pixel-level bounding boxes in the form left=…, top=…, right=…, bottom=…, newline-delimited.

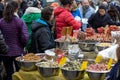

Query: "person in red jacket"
left=54, top=0, right=82, bottom=38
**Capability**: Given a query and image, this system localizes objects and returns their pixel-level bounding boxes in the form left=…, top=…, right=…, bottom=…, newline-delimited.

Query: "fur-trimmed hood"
left=24, top=7, right=41, bottom=15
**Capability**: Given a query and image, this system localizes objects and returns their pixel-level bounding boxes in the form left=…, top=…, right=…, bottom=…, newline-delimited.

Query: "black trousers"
left=2, top=56, right=20, bottom=80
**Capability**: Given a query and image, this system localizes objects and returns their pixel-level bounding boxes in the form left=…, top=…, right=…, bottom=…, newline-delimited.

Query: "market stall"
left=12, top=26, right=120, bottom=80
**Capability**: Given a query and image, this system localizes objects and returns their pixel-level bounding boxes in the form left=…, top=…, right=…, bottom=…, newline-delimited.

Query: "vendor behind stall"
left=88, top=4, right=120, bottom=32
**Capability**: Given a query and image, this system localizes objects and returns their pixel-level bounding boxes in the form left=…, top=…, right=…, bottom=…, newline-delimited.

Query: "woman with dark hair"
left=54, top=0, right=81, bottom=38
left=107, top=5, right=120, bottom=22
left=0, top=1, right=29, bottom=80
left=29, top=6, right=55, bottom=53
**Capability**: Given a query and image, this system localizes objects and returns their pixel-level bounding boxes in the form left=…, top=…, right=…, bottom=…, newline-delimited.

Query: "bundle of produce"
left=97, top=27, right=105, bottom=34
left=85, top=28, right=95, bottom=36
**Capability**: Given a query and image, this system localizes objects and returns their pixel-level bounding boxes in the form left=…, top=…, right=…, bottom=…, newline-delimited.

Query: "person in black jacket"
left=0, top=0, right=4, bottom=19
left=0, top=30, right=8, bottom=80
left=15, top=0, right=28, bottom=17
left=0, top=30, right=8, bottom=54
left=88, top=4, right=120, bottom=32
left=29, top=6, right=55, bottom=53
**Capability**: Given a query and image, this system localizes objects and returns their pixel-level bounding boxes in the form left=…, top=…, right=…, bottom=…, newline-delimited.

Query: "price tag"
left=108, top=58, right=113, bottom=69
left=58, top=57, right=67, bottom=67
left=80, top=61, right=88, bottom=70
left=95, top=55, right=102, bottom=63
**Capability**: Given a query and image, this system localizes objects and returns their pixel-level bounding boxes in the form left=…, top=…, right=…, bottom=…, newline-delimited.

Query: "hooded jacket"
left=54, top=7, right=81, bottom=38
left=22, top=7, right=41, bottom=50
left=29, top=18, right=55, bottom=53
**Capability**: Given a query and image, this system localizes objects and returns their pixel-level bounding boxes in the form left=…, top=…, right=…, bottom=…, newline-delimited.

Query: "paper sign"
left=108, top=58, right=113, bottom=69
left=58, top=57, right=67, bottom=67
left=80, top=61, right=88, bottom=70
left=95, top=55, right=102, bottom=63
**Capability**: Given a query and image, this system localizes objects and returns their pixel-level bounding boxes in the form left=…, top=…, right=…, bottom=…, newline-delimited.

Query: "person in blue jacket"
left=71, top=0, right=82, bottom=21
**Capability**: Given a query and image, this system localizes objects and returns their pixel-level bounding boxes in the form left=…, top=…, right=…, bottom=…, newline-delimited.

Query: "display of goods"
left=62, top=61, right=81, bottom=71
left=78, top=31, right=86, bottom=40
left=97, top=43, right=111, bottom=47
left=87, top=63, right=108, bottom=71
left=16, top=53, right=41, bottom=62
left=55, top=36, right=78, bottom=43
left=36, top=61, right=58, bottom=68
left=109, top=25, right=119, bottom=31
left=85, top=28, right=95, bottom=36
left=85, top=33, right=112, bottom=42
left=97, top=27, right=105, bottom=34
left=99, top=58, right=117, bottom=64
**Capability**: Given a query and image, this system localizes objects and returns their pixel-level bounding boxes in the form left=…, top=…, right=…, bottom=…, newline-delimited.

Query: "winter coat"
left=71, top=8, right=82, bottom=18
left=0, top=30, right=8, bottom=54
left=106, top=60, right=120, bottom=80
left=22, top=7, right=41, bottom=51
left=0, top=3, right=4, bottom=19
left=0, top=16, right=29, bottom=56
left=54, top=7, right=81, bottom=38
left=29, top=18, right=55, bottom=53
left=88, top=12, right=120, bottom=31
left=18, top=1, right=28, bottom=17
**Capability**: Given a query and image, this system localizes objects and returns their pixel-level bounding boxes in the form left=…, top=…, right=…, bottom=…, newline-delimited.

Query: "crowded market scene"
left=0, top=0, right=120, bottom=80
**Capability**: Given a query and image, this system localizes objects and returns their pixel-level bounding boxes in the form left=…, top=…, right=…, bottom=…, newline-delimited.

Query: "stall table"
left=12, top=70, right=90, bottom=80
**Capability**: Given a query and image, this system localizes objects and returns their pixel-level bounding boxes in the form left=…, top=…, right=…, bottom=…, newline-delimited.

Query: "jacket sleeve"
left=19, top=19, right=29, bottom=47
left=64, top=12, right=81, bottom=30
left=38, top=29, right=55, bottom=52
left=0, top=30, right=8, bottom=54
left=88, top=14, right=95, bottom=27
left=107, top=17, right=120, bottom=26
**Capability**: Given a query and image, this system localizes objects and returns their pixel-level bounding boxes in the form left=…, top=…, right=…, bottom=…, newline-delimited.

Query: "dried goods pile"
left=78, top=26, right=120, bottom=42
left=16, top=53, right=41, bottom=62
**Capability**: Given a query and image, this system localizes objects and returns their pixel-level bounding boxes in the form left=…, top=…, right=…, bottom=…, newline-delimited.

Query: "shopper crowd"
left=0, top=0, right=119, bottom=80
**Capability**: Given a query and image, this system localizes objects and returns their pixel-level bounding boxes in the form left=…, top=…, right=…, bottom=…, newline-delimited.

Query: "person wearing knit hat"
left=22, top=5, right=41, bottom=51
left=88, top=4, right=120, bottom=32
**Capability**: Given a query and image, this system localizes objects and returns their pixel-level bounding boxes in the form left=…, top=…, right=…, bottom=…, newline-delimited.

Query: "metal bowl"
left=87, top=70, right=109, bottom=80
left=78, top=40, right=99, bottom=52
left=96, top=43, right=111, bottom=51
left=15, top=53, right=45, bottom=71
left=61, top=69, right=85, bottom=80
left=36, top=62, right=60, bottom=77
left=16, top=59, right=37, bottom=71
